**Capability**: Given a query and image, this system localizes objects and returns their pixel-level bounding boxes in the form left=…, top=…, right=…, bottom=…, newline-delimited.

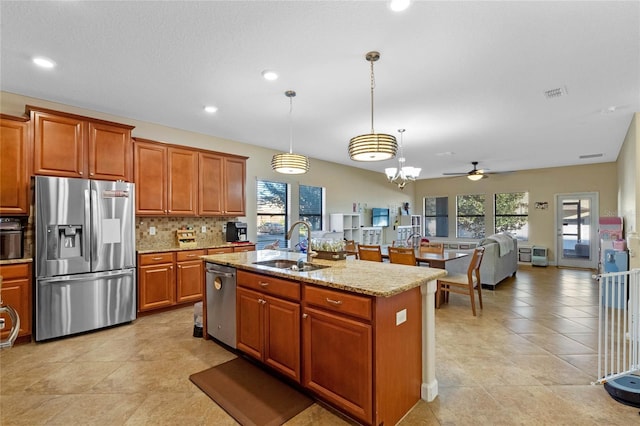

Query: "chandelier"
left=385, top=129, right=421, bottom=190
left=272, top=90, right=310, bottom=174
left=348, top=51, right=398, bottom=162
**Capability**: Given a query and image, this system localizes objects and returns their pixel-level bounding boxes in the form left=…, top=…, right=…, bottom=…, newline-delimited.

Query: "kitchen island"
left=201, top=250, right=446, bottom=426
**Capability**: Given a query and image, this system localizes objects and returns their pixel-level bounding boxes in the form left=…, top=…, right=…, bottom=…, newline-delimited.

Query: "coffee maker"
left=226, top=222, right=247, bottom=242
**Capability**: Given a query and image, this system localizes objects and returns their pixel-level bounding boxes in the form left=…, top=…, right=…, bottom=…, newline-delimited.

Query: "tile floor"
left=1, top=265, right=639, bottom=425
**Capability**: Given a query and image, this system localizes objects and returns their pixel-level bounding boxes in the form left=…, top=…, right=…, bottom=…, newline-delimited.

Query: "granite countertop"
left=137, top=242, right=255, bottom=254
left=0, top=258, right=33, bottom=266
left=201, top=250, right=447, bottom=298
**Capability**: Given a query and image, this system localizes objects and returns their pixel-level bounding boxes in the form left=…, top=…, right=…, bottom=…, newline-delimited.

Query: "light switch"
left=149, top=226, right=156, bottom=236
left=201, top=225, right=207, bottom=233
left=396, top=309, right=407, bottom=325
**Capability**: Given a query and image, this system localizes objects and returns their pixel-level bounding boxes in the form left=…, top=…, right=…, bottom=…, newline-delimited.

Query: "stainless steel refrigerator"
left=35, top=176, right=136, bottom=341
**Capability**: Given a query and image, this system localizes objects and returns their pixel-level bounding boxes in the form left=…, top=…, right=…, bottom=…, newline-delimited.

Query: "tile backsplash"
left=136, top=216, right=232, bottom=249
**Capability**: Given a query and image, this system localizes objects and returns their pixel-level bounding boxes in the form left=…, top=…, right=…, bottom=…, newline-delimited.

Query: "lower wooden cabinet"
left=138, top=249, right=205, bottom=312
left=176, top=250, right=205, bottom=303
left=138, top=252, right=175, bottom=311
left=0, top=263, right=32, bottom=341
left=236, top=270, right=301, bottom=383
left=302, top=286, right=373, bottom=424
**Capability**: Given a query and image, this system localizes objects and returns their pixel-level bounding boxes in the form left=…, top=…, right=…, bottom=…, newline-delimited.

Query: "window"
left=257, top=180, right=288, bottom=250
left=456, top=194, right=485, bottom=239
left=299, top=185, right=323, bottom=232
left=495, top=192, right=529, bottom=240
left=424, top=196, right=448, bottom=237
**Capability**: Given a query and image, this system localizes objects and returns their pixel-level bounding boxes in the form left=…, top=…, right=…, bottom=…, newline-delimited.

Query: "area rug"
left=189, top=357, right=313, bottom=426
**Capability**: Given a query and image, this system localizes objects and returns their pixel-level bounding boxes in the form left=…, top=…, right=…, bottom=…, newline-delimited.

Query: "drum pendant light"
left=272, top=90, right=310, bottom=174
left=348, top=51, right=397, bottom=162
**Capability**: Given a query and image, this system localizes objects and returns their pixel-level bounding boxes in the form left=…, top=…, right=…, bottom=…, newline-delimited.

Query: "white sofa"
left=444, top=234, right=518, bottom=290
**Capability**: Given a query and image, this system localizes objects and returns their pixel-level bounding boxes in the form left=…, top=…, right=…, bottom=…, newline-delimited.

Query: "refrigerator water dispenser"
left=47, top=225, right=83, bottom=260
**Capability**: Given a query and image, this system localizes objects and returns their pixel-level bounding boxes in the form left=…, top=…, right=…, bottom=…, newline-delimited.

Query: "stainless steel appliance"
left=226, top=221, right=247, bottom=242
left=0, top=218, right=24, bottom=260
left=205, top=262, right=236, bottom=348
left=35, top=176, right=136, bottom=341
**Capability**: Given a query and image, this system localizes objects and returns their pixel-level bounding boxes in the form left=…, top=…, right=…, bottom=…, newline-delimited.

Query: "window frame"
left=256, top=179, right=289, bottom=250
left=494, top=191, right=529, bottom=240
left=299, top=184, right=324, bottom=232
left=423, top=196, right=449, bottom=237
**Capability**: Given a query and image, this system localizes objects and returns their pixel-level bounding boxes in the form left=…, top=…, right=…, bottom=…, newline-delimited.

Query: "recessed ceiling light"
left=543, top=86, right=568, bottom=99
left=33, top=56, right=55, bottom=68
left=204, top=106, right=218, bottom=113
left=389, top=0, right=411, bottom=12
left=600, top=106, right=618, bottom=114
left=436, top=151, right=455, bottom=156
left=261, top=70, right=278, bottom=81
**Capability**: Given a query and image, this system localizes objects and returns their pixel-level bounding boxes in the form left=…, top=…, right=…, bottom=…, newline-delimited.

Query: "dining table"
left=380, top=246, right=469, bottom=269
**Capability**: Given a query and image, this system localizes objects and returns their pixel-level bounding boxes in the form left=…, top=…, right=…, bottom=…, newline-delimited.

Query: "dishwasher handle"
left=206, top=268, right=235, bottom=278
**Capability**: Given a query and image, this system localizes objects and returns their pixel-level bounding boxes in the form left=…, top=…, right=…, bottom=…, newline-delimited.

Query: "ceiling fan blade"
left=442, top=172, right=468, bottom=176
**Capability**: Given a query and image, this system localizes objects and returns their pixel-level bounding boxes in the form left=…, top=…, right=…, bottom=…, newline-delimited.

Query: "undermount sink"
left=252, top=259, right=329, bottom=272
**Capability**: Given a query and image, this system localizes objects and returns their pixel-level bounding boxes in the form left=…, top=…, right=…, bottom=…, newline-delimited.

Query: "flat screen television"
left=372, top=208, right=390, bottom=227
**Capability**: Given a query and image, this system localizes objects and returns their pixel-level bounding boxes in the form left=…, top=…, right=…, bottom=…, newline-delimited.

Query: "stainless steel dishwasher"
left=205, top=262, right=237, bottom=348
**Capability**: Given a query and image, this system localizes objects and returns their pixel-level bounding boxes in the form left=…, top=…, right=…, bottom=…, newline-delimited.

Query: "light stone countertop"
left=0, top=258, right=33, bottom=266
left=137, top=242, right=255, bottom=254
left=201, top=250, right=447, bottom=297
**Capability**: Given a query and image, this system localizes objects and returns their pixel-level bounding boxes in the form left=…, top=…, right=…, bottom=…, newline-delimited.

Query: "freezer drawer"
left=36, top=268, right=136, bottom=341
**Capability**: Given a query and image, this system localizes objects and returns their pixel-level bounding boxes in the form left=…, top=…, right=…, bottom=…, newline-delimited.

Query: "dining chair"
left=436, top=247, right=485, bottom=316
left=357, top=244, right=383, bottom=262
left=345, top=240, right=358, bottom=258
left=419, top=242, right=444, bottom=256
left=388, top=246, right=417, bottom=266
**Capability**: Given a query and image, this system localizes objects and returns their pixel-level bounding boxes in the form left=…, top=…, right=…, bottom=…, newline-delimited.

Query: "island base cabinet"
left=236, top=285, right=301, bottom=383
left=302, top=306, right=373, bottom=425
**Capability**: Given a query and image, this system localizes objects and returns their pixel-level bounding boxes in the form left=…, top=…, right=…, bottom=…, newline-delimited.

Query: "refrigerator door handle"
left=84, top=188, right=92, bottom=264
left=91, top=188, right=99, bottom=267
left=38, top=269, right=135, bottom=283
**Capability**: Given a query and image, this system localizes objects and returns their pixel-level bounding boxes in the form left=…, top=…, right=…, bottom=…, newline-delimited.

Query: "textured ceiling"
left=1, top=1, right=639, bottom=179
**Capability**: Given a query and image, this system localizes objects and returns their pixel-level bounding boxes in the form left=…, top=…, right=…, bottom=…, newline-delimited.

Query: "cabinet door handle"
left=152, top=257, right=163, bottom=260
left=326, top=298, right=343, bottom=305
left=187, top=254, right=196, bottom=258
left=259, top=282, right=269, bottom=287
left=302, top=313, right=308, bottom=319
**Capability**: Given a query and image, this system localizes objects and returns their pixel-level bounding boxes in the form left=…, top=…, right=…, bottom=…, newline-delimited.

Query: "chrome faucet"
left=286, top=220, right=317, bottom=264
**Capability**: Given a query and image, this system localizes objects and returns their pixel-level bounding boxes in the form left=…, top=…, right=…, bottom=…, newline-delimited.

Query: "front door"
left=555, top=192, right=598, bottom=269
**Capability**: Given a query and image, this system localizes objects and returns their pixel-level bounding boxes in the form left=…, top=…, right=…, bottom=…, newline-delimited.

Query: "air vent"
left=579, top=153, right=603, bottom=159
left=544, top=86, right=568, bottom=99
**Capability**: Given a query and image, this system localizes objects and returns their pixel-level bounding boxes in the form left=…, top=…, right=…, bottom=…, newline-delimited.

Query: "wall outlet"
left=396, top=309, right=407, bottom=325
left=222, top=223, right=227, bottom=233
left=149, top=226, right=156, bottom=236
left=201, top=225, right=207, bottom=233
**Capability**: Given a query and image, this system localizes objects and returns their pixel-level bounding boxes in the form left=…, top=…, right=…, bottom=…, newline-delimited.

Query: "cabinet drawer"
left=0, top=263, right=30, bottom=279
left=139, top=252, right=175, bottom=266
left=207, top=247, right=234, bottom=255
left=304, top=285, right=372, bottom=321
left=234, top=245, right=255, bottom=252
left=237, top=270, right=300, bottom=301
left=176, top=250, right=205, bottom=262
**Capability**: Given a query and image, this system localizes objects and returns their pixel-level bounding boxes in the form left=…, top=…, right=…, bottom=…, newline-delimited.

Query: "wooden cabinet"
left=207, top=247, right=234, bottom=255
left=199, top=152, right=246, bottom=216
left=176, top=250, right=205, bottom=303
left=0, top=263, right=32, bottom=341
left=134, top=140, right=198, bottom=216
left=236, top=270, right=301, bottom=382
left=168, top=147, right=198, bottom=216
left=302, top=286, right=373, bottom=423
left=138, top=252, right=175, bottom=311
left=138, top=249, right=205, bottom=312
left=302, top=284, right=422, bottom=426
left=0, top=115, right=30, bottom=215
left=134, top=138, right=246, bottom=217
left=233, top=244, right=255, bottom=253
left=29, top=106, right=133, bottom=181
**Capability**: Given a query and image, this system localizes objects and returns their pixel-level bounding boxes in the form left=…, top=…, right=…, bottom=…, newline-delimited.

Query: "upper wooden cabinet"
left=28, top=106, right=134, bottom=181
left=135, top=138, right=246, bottom=217
left=0, top=115, right=31, bottom=215
left=198, top=152, right=246, bottom=216
left=134, top=139, right=198, bottom=216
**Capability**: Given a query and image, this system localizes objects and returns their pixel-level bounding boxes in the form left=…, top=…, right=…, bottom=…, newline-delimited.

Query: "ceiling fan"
left=443, top=161, right=490, bottom=181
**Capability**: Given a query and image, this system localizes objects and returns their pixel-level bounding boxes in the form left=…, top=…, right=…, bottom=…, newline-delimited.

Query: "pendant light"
left=272, top=90, right=310, bottom=174
left=385, top=129, right=421, bottom=190
left=348, top=51, right=398, bottom=162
